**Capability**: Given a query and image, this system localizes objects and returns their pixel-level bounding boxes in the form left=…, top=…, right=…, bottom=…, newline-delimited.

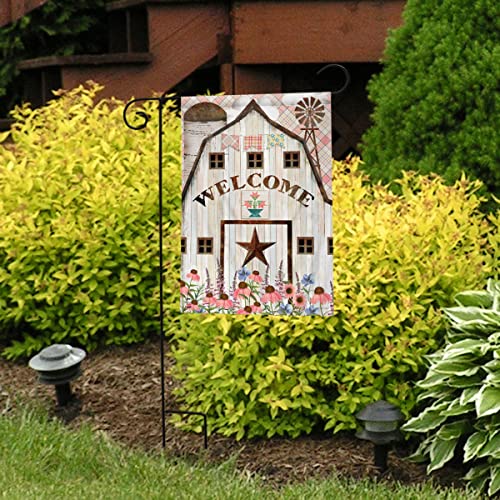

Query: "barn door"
left=221, top=221, right=292, bottom=285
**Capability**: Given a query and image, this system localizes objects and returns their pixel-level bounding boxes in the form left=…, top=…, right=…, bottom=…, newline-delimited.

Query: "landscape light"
left=29, top=344, right=86, bottom=406
left=356, top=400, right=403, bottom=472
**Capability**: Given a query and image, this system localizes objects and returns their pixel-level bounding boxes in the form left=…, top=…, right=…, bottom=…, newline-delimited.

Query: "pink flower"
left=258, top=201, right=266, bottom=208
left=250, top=192, right=259, bottom=199
left=179, top=280, right=188, bottom=296
left=261, top=285, right=282, bottom=303
left=203, top=292, right=217, bottom=306
left=293, top=293, right=307, bottom=309
left=237, top=306, right=253, bottom=315
left=186, top=300, right=200, bottom=311
left=251, top=302, right=262, bottom=313
left=283, top=283, right=296, bottom=298
left=216, top=293, right=233, bottom=309
left=248, top=270, right=263, bottom=283
left=234, top=281, right=252, bottom=299
left=187, top=269, right=200, bottom=282
left=244, top=201, right=251, bottom=208
left=311, top=287, right=332, bottom=305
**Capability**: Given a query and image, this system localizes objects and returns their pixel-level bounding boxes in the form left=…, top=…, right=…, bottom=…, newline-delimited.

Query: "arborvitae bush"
left=361, top=0, right=499, bottom=206
left=0, top=83, right=181, bottom=358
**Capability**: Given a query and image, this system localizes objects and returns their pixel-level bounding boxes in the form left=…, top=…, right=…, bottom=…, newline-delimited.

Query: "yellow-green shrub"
left=170, top=158, right=498, bottom=438
left=0, top=82, right=181, bottom=358
left=0, top=83, right=497, bottom=438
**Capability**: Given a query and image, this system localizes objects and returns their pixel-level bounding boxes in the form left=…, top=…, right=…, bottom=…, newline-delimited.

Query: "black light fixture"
left=29, top=344, right=86, bottom=406
left=356, top=400, right=403, bottom=472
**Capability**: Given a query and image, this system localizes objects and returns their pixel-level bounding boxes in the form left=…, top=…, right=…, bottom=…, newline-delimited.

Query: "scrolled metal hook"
left=123, top=97, right=158, bottom=130
left=316, top=64, right=351, bottom=95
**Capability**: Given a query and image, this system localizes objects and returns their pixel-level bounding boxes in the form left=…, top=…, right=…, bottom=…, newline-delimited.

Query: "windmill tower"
left=294, top=97, right=325, bottom=171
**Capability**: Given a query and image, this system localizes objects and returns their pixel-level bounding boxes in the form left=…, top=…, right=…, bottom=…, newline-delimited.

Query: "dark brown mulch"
left=0, top=338, right=465, bottom=489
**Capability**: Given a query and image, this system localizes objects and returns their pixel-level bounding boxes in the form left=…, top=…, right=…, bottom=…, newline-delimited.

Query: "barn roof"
left=182, top=99, right=331, bottom=204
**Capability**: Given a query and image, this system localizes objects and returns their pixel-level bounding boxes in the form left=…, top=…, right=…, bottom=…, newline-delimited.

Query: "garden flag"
left=180, top=93, right=333, bottom=316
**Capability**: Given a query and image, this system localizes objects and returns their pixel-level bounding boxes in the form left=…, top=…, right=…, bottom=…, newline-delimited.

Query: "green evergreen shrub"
left=170, top=159, right=498, bottom=439
left=0, top=82, right=181, bottom=358
left=361, top=0, right=500, bottom=206
left=402, top=280, right=500, bottom=497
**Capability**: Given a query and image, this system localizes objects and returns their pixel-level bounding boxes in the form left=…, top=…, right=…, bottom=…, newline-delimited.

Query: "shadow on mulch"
left=0, top=338, right=466, bottom=489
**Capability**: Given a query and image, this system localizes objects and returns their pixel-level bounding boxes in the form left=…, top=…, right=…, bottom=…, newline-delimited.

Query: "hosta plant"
left=402, top=280, right=500, bottom=497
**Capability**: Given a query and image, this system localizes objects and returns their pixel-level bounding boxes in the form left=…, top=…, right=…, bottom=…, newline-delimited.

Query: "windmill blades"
left=294, top=97, right=325, bottom=128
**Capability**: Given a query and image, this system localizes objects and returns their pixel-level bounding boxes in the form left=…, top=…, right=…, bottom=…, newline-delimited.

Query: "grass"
left=0, top=409, right=480, bottom=500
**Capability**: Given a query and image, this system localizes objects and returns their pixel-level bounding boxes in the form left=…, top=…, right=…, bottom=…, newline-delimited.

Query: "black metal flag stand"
left=123, top=92, right=208, bottom=450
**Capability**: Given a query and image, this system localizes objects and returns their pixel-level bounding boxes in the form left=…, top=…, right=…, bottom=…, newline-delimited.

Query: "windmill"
left=294, top=96, right=325, bottom=171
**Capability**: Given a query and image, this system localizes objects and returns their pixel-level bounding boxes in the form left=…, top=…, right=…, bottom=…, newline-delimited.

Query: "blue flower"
left=301, top=273, right=315, bottom=286
left=305, top=304, right=320, bottom=315
left=237, top=267, right=251, bottom=281
left=279, top=302, right=293, bottom=315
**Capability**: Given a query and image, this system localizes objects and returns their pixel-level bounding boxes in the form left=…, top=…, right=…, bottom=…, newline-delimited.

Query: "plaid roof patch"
left=244, top=135, right=263, bottom=150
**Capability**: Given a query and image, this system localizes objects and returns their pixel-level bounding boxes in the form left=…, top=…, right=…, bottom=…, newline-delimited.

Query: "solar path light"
left=29, top=344, right=86, bottom=406
left=356, top=400, right=403, bottom=472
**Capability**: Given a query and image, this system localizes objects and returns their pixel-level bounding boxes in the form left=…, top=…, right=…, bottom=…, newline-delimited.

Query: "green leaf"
left=443, top=338, right=490, bottom=358
left=416, top=386, right=454, bottom=403
left=476, top=386, right=500, bottom=418
left=489, top=465, right=500, bottom=497
left=402, top=402, right=448, bottom=433
left=447, top=373, right=483, bottom=389
left=417, top=371, right=450, bottom=389
left=468, top=473, right=489, bottom=494
left=444, top=307, right=500, bottom=327
left=437, top=419, right=470, bottom=440
left=464, top=431, right=489, bottom=462
left=485, top=371, right=500, bottom=387
left=455, top=291, right=493, bottom=308
left=433, top=360, right=480, bottom=377
left=428, top=437, right=458, bottom=472
left=464, top=461, right=490, bottom=481
left=487, top=279, right=500, bottom=296
left=460, top=387, right=479, bottom=406
left=441, top=399, right=474, bottom=417
left=476, top=431, right=500, bottom=459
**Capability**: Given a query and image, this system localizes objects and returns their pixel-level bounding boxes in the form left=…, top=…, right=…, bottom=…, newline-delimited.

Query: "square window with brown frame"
left=181, top=237, right=187, bottom=254
left=197, top=237, right=213, bottom=254
left=328, top=237, right=333, bottom=255
left=298, top=237, right=314, bottom=254
left=284, top=151, right=300, bottom=168
left=209, top=153, right=225, bottom=169
left=247, top=152, right=263, bottom=169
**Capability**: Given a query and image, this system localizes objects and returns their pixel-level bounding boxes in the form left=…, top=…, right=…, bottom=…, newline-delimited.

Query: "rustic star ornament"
left=237, top=228, right=276, bottom=267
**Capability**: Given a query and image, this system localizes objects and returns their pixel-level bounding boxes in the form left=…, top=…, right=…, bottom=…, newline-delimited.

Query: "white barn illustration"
left=181, top=98, right=333, bottom=314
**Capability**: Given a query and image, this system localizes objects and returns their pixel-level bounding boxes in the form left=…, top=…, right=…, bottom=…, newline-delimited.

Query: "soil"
left=0, top=338, right=465, bottom=489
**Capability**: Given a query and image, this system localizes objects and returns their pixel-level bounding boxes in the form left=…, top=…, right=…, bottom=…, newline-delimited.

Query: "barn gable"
left=182, top=99, right=331, bottom=205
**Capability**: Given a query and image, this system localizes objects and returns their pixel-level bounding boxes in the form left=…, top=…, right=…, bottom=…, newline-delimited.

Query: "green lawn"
left=0, top=410, right=479, bottom=500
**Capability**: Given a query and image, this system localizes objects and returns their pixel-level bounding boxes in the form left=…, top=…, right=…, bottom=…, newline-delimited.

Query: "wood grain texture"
left=232, top=0, right=405, bottom=63
left=233, top=65, right=283, bottom=94
left=0, top=0, right=47, bottom=27
left=63, top=4, right=229, bottom=100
